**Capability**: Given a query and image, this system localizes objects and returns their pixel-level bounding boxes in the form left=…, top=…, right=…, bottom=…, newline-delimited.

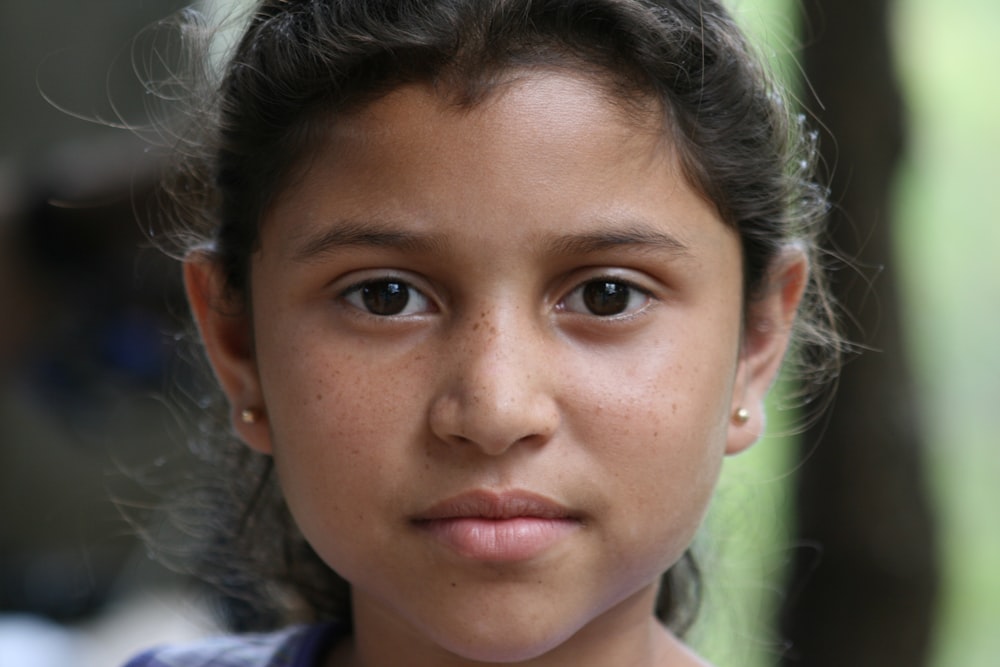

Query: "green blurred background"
left=699, top=1, right=1000, bottom=665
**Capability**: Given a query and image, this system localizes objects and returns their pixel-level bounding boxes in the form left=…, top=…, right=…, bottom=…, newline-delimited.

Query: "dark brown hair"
left=155, top=0, right=838, bottom=636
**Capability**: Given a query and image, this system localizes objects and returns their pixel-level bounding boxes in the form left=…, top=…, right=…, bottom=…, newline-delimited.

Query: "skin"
left=186, top=69, right=807, bottom=667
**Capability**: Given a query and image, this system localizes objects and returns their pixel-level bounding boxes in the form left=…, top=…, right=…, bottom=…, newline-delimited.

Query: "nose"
left=428, top=309, right=561, bottom=456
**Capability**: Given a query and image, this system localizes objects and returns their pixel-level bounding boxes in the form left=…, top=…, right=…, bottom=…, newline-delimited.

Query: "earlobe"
left=726, top=246, right=809, bottom=455
left=184, top=256, right=273, bottom=454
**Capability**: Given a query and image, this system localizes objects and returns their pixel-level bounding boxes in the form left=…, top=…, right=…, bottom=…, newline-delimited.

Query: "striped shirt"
left=123, top=624, right=340, bottom=667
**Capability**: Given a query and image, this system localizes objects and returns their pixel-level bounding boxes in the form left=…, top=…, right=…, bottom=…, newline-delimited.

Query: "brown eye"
left=563, top=279, right=650, bottom=317
left=583, top=281, right=629, bottom=316
left=343, top=279, right=430, bottom=316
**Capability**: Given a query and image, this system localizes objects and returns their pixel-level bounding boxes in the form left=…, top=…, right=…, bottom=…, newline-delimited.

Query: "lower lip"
left=416, top=517, right=580, bottom=562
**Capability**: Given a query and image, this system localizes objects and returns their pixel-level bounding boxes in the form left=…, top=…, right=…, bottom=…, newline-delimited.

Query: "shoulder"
left=122, top=624, right=339, bottom=667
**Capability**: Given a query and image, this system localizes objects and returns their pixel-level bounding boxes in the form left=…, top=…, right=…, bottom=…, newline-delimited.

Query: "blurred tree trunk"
left=778, top=0, right=939, bottom=665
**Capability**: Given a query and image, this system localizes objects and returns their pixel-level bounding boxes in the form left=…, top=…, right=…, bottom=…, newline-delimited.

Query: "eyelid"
left=335, top=270, right=438, bottom=317
left=557, top=272, right=656, bottom=319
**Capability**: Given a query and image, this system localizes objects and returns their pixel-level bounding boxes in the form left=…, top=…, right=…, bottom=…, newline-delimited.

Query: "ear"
left=184, top=255, right=273, bottom=454
left=726, top=245, right=809, bottom=455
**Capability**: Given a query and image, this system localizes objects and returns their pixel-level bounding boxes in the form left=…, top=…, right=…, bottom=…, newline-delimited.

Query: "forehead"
left=263, top=68, right=724, bottom=262
left=279, top=70, right=680, bottom=214
left=332, top=68, right=667, bottom=158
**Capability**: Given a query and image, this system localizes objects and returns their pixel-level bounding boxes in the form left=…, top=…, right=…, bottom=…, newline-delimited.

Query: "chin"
left=437, top=638, right=566, bottom=664
left=422, top=616, right=578, bottom=664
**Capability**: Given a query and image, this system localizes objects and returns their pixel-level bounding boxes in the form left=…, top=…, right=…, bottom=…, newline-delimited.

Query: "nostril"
left=426, top=330, right=560, bottom=455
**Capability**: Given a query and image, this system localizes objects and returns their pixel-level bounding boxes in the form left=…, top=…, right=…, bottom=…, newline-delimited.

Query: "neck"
left=326, top=590, right=712, bottom=667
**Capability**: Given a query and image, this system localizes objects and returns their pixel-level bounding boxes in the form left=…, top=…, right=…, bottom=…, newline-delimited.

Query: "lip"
left=412, top=490, right=582, bottom=562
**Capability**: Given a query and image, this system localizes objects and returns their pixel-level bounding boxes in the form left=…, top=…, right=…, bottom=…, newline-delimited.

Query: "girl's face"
left=189, top=70, right=803, bottom=666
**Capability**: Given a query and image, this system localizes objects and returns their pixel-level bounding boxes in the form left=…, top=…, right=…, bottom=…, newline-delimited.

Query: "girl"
left=129, top=0, right=837, bottom=665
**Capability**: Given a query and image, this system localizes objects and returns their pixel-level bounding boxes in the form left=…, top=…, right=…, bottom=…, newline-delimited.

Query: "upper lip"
left=413, top=489, right=575, bottom=521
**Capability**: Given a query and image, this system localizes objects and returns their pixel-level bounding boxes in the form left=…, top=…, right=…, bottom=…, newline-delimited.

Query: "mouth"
left=411, top=490, right=582, bottom=562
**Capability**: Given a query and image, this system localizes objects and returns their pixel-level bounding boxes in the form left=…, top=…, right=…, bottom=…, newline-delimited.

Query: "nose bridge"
left=429, top=302, right=559, bottom=454
left=465, top=305, right=532, bottom=403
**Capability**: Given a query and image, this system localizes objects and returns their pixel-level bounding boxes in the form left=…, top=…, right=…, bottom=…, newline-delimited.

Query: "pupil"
left=583, top=281, right=629, bottom=316
left=362, top=281, right=409, bottom=315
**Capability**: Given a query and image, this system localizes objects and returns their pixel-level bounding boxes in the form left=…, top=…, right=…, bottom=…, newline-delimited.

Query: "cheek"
left=567, top=328, right=736, bottom=455
left=259, top=313, right=427, bottom=445
left=563, top=333, right=735, bottom=541
left=257, top=328, right=428, bottom=543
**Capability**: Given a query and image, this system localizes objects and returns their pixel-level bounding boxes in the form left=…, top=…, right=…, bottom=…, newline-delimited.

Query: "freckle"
left=473, top=323, right=479, bottom=331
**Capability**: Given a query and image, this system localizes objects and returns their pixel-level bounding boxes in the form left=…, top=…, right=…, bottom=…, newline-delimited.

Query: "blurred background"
left=0, top=1, right=996, bottom=665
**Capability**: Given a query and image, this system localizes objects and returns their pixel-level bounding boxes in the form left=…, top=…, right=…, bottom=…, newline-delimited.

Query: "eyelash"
left=559, top=277, right=652, bottom=319
left=340, top=277, right=434, bottom=317
left=338, top=275, right=653, bottom=319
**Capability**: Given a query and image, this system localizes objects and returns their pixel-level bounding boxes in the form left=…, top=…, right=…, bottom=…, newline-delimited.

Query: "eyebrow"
left=291, top=219, right=445, bottom=261
left=542, top=224, right=692, bottom=258
left=290, top=218, right=691, bottom=261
